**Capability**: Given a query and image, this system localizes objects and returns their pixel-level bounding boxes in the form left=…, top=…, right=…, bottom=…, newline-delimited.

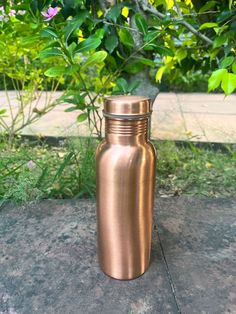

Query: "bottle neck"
left=105, top=118, right=149, bottom=145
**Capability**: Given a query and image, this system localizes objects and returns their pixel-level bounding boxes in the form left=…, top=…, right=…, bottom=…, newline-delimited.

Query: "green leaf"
left=213, top=35, right=228, bottom=48
left=217, top=10, right=235, bottom=23
left=44, top=66, right=68, bottom=77
left=199, top=22, right=218, bottom=30
left=116, top=78, right=128, bottom=93
left=127, top=80, right=141, bottom=93
left=20, top=36, right=41, bottom=46
left=229, top=0, right=233, bottom=9
left=105, top=35, right=118, bottom=53
left=221, top=72, right=236, bottom=95
left=77, top=113, right=88, bottom=123
left=220, top=56, right=235, bottom=68
left=63, top=11, right=87, bottom=43
left=0, top=109, right=7, bottom=115
left=41, top=27, right=58, bottom=39
left=39, top=48, right=64, bottom=60
left=52, top=152, right=74, bottom=183
left=208, top=68, right=227, bottom=91
left=143, top=43, right=156, bottom=51
left=68, top=42, right=77, bottom=55
left=118, top=29, right=134, bottom=49
left=61, top=93, right=85, bottom=108
left=64, top=107, right=78, bottom=112
left=144, top=30, right=159, bottom=42
left=134, top=57, right=156, bottom=67
left=155, top=46, right=174, bottom=57
left=64, top=101, right=85, bottom=110
left=75, top=38, right=101, bottom=53
left=143, top=31, right=159, bottom=50
left=209, top=48, right=221, bottom=62
left=232, top=61, right=236, bottom=74
left=175, top=48, right=187, bottom=63
left=199, top=1, right=217, bottom=13
left=86, top=105, right=100, bottom=110
left=66, top=65, right=80, bottom=75
left=94, top=28, right=105, bottom=39
left=107, top=5, right=121, bottom=22
left=135, top=13, right=148, bottom=35
left=81, top=51, right=107, bottom=69
left=124, top=62, right=144, bottom=74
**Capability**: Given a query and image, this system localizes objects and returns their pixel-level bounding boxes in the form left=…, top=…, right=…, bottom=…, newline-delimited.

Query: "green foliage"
left=0, top=138, right=235, bottom=204
left=208, top=69, right=227, bottom=92
left=113, top=78, right=141, bottom=94
left=0, top=137, right=97, bottom=204
left=135, top=13, right=148, bottom=35
left=118, top=28, right=134, bottom=48
left=1, top=0, right=236, bottom=139
left=0, top=5, right=62, bottom=142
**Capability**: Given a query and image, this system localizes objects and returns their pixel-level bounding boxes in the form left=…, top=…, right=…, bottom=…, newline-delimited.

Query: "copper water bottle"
left=96, top=96, right=156, bottom=280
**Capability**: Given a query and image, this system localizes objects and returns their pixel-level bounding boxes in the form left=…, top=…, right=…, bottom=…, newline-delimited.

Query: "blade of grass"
left=52, top=151, right=74, bottom=183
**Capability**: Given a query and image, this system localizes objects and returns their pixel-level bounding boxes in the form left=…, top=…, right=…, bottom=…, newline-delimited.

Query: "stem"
left=3, top=75, right=15, bottom=142
left=139, top=0, right=213, bottom=45
left=0, top=117, right=10, bottom=133
left=4, top=75, right=14, bottom=123
left=59, top=38, right=102, bottom=136
left=102, top=20, right=143, bottom=34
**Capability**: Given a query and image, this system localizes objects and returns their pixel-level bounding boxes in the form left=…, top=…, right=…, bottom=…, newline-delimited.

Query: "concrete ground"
left=0, top=91, right=236, bottom=143
left=0, top=197, right=236, bottom=314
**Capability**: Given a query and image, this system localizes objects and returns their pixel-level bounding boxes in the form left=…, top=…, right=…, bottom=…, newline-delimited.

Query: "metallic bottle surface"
left=96, top=96, right=156, bottom=280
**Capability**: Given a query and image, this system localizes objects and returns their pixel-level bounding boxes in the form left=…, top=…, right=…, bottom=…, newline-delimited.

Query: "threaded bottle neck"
left=105, top=118, right=149, bottom=144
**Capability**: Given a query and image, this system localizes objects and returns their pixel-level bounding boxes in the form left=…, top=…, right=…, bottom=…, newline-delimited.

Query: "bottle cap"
left=104, top=96, right=152, bottom=119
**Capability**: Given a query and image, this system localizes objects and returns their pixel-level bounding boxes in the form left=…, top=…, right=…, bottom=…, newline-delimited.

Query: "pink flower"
left=0, top=6, right=4, bottom=20
left=9, top=9, right=16, bottom=17
left=41, top=7, right=59, bottom=21
left=27, top=160, right=36, bottom=170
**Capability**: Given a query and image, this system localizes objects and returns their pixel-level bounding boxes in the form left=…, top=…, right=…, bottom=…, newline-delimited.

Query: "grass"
left=0, top=136, right=235, bottom=205
left=156, top=141, right=236, bottom=197
left=0, top=137, right=97, bottom=204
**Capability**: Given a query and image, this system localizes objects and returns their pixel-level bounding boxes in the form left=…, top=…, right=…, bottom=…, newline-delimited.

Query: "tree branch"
left=138, top=0, right=213, bottom=46
left=174, top=0, right=182, bottom=16
left=173, top=0, right=213, bottom=45
left=180, top=20, right=213, bottom=45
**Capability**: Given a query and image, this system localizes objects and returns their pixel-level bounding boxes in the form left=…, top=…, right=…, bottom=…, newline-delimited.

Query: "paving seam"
left=175, top=94, right=187, bottom=133
left=157, top=228, right=182, bottom=314
left=180, top=111, right=236, bottom=116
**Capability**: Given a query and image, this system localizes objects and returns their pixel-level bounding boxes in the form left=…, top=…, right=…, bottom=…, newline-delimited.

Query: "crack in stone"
left=157, top=229, right=182, bottom=314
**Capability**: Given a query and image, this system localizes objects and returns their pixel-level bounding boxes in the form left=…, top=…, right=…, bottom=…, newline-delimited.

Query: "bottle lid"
left=104, top=96, right=152, bottom=119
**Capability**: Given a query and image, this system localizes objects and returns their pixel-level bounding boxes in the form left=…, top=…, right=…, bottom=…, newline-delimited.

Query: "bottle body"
left=96, top=117, right=156, bottom=280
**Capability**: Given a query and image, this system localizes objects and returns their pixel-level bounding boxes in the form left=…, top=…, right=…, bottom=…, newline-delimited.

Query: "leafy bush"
left=1, top=1, right=236, bottom=139
left=33, top=0, right=236, bottom=136
left=0, top=3, right=64, bottom=143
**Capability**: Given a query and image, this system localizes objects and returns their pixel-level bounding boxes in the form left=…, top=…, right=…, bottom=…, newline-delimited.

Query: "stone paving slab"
left=1, top=91, right=236, bottom=143
left=0, top=200, right=178, bottom=314
left=0, top=197, right=236, bottom=314
left=157, top=197, right=236, bottom=314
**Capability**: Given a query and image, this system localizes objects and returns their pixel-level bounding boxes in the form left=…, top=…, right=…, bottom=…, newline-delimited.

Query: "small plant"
left=0, top=136, right=97, bottom=205
left=0, top=3, right=61, bottom=144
